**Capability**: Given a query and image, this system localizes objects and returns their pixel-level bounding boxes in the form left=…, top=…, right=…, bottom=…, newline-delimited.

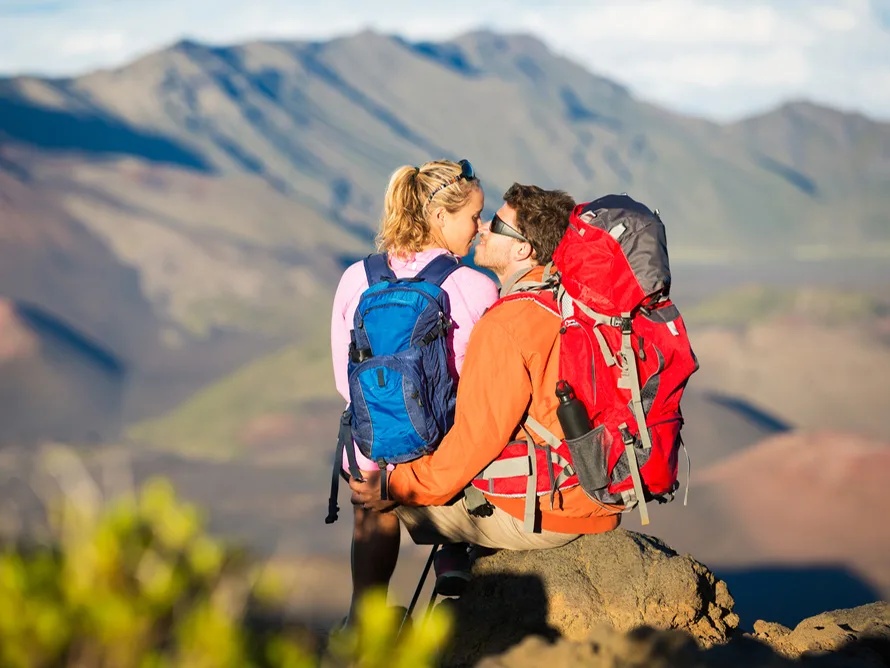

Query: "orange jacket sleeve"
left=387, top=310, right=531, bottom=506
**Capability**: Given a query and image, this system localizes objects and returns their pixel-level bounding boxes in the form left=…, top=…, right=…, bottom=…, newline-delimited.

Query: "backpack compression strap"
left=557, top=285, right=652, bottom=525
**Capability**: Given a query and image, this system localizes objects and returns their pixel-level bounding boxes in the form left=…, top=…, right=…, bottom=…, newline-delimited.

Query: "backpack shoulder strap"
left=415, top=253, right=461, bottom=287
left=363, top=253, right=396, bottom=285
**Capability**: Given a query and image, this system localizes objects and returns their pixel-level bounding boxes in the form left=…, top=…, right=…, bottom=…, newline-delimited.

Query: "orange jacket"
left=388, top=266, right=620, bottom=534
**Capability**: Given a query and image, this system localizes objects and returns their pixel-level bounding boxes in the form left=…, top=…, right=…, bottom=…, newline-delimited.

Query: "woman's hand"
left=349, top=470, right=398, bottom=512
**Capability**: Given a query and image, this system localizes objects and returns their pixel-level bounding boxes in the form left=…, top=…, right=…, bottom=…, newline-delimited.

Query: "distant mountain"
left=685, top=284, right=890, bottom=328
left=1, top=29, right=889, bottom=439
left=3, top=30, right=889, bottom=336
left=0, top=298, right=124, bottom=444
left=688, top=288, right=890, bottom=441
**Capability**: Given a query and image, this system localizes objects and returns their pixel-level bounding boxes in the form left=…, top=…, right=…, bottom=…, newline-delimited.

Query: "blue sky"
left=1, top=0, right=888, bottom=122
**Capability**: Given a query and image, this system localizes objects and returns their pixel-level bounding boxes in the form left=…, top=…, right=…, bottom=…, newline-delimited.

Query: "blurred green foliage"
left=327, top=589, right=452, bottom=668
left=0, top=476, right=451, bottom=667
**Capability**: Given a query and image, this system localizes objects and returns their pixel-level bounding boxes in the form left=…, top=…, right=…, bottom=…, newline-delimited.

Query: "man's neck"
left=494, top=261, right=533, bottom=286
left=497, top=262, right=539, bottom=297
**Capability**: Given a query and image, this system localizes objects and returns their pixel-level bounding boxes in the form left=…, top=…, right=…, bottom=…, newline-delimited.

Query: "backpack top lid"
left=553, top=194, right=671, bottom=315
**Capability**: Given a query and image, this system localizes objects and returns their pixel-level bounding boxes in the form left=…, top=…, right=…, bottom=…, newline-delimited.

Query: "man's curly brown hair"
left=503, top=183, right=575, bottom=264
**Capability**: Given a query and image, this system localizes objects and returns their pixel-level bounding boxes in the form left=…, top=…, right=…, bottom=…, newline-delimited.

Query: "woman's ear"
left=432, top=205, right=447, bottom=229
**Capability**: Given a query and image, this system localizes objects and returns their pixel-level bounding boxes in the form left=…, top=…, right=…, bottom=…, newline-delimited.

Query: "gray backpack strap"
left=541, top=443, right=576, bottom=491
left=541, top=261, right=558, bottom=284
left=524, top=415, right=561, bottom=448
left=560, top=291, right=653, bottom=526
left=477, top=457, right=533, bottom=479
left=558, top=286, right=616, bottom=366
left=501, top=266, right=557, bottom=298
left=618, top=422, right=649, bottom=525
left=524, top=415, right=573, bottom=510
left=615, top=311, right=651, bottom=452
left=681, top=434, right=691, bottom=507
left=465, top=434, right=538, bottom=533
left=474, top=414, right=586, bottom=531
left=614, top=311, right=651, bottom=524
left=520, top=425, right=539, bottom=533
left=463, top=485, right=492, bottom=517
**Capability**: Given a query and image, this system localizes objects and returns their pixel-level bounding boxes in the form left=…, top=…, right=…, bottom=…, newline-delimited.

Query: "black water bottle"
left=555, top=380, right=591, bottom=440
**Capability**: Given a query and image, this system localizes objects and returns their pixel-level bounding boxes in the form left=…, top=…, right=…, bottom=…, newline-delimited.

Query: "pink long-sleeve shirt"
left=331, top=248, right=499, bottom=471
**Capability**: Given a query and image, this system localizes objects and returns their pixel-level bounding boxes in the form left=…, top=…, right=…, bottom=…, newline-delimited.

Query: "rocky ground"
left=439, top=531, right=890, bottom=667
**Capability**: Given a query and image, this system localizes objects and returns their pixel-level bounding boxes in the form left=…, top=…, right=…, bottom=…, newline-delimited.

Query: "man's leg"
left=349, top=503, right=400, bottom=622
left=396, top=498, right=579, bottom=551
left=394, top=499, right=578, bottom=599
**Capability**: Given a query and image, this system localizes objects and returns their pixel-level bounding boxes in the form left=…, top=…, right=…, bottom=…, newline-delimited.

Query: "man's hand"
left=349, top=470, right=398, bottom=512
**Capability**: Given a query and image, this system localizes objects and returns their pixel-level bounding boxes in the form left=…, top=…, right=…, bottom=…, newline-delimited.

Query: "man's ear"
left=513, top=240, right=534, bottom=263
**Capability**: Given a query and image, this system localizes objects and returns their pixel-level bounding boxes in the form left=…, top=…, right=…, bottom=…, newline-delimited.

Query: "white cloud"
left=811, top=6, right=860, bottom=31
left=549, top=1, right=795, bottom=46
left=58, top=31, right=127, bottom=58
left=527, top=0, right=889, bottom=120
left=0, top=0, right=888, bottom=122
left=619, top=48, right=810, bottom=89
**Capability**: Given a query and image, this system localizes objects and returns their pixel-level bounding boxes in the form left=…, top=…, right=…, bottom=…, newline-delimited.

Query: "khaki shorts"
left=395, top=497, right=579, bottom=551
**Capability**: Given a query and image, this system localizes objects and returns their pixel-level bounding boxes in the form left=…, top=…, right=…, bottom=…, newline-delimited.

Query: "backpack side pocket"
left=564, top=424, right=610, bottom=497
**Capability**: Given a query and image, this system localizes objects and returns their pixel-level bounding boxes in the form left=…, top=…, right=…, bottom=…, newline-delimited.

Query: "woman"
left=330, top=159, right=498, bottom=622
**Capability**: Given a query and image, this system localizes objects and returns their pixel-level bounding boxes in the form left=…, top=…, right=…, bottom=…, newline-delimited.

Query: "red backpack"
left=470, top=194, right=698, bottom=526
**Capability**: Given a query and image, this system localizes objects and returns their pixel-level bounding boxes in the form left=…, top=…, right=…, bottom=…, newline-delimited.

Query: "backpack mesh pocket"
left=564, top=425, right=610, bottom=496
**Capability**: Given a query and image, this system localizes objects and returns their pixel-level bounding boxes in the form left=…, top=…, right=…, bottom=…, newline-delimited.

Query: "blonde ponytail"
left=377, top=166, right=428, bottom=254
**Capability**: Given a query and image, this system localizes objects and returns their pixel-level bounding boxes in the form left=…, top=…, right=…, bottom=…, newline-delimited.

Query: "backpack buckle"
left=420, top=317, right=449, bottom=345
left=610, top=316, right=633, bottom=333
left=618, top=425, right=636, bottom=447
left=468, top=500, right=495, bottom=518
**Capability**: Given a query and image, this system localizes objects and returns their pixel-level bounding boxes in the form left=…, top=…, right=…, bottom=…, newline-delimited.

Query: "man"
left=350, top=183, right=621, bottom=594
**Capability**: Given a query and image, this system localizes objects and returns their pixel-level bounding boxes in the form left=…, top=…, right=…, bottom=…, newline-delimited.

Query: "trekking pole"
left=424, top=586, right=440, bottom=623
left=399, top=543, right=438, bottom=636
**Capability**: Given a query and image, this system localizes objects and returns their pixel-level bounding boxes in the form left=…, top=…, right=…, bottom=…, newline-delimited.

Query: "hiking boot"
left=468, top=545, right=499, bottom=562
left=433, top=543, right=472, bottom=597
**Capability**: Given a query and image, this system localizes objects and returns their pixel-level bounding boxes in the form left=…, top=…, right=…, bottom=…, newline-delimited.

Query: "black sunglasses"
left=489, top=212, right=529, bottom=242
left=426, top=159, right=477, bottom=204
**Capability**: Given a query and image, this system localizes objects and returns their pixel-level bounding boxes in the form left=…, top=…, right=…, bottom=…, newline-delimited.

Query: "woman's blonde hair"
left=377, top=159, right=479, bottom=255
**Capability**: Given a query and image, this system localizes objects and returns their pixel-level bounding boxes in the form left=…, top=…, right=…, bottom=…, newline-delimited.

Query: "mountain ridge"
left=1, top=29, right=889, bottom=440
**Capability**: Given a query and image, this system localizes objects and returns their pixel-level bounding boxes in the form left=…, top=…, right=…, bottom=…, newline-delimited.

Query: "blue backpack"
left=326, top=252, right=460, bottom=523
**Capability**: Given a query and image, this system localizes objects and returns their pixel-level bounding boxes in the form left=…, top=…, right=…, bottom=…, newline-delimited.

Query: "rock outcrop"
left=442, top=529, right=738, bottom=666
left=477, top=614, right=890, bottom=667
left=436, top=529, right=889, bottom=666
left=473, top=602, right=890, bottom=667
left=753, top=601, right=890, bottom=662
